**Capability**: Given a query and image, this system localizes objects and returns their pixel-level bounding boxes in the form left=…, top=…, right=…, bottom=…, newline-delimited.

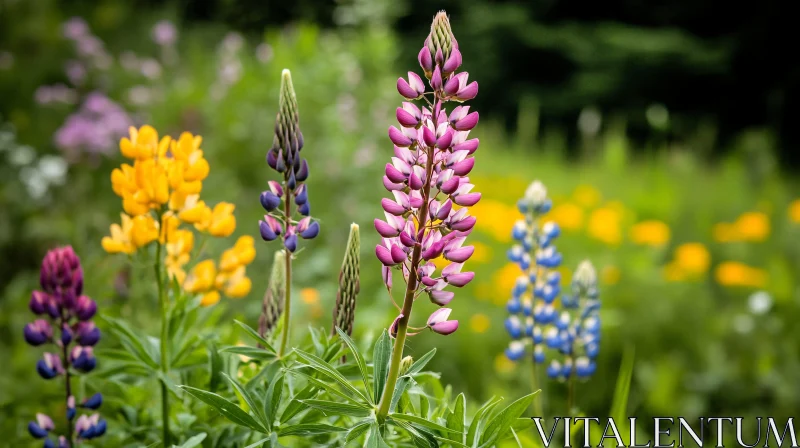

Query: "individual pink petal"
left=376, top=245, right=397, bottom=266
left=429, top=290, right=455, bottom=306
left=445, top=246, right=475, bottom=263
left=453, top=192, right=481, bottom=207
left=385, top=163, right=407, bottom=183
left=446, top=272, right=474, bottom=287
left=431, top=320, right=459, bottom=335
left=389, top=126, right=412, bottom=146
left=375, top=219, right=400, bottom=238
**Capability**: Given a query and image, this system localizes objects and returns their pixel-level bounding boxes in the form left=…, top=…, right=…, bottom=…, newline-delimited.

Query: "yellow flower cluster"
left=712, top=211, right=770, bottom=243
left=587, top=205, right=623, bottom=246
left=790, top=200, right=800, bottom=223
left=102, top=125, right=253, bottom=305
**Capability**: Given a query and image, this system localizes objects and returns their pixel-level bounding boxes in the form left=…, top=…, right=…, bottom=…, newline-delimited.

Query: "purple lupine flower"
left=375, top=11, right=479, bottom=344
left=62, top=18, right=89, bottom=41
left=26, top=246, right=104, bottom=445
left=260, top=69, right=319, bottom=252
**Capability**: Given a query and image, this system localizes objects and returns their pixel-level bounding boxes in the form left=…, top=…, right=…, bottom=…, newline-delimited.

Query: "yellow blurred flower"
left=629, top=220, right=670, bottom=246
left=471, top=199, right=518, bottom=242
left=734, top=212, right=770, bottom=242
left=165, top=229, right=194, bottom=284
left=175, top=194, right=211, bottom=224
left=587, top=206, right=622, bottom=245
left=494, top=353, right=516, bottom=374
left=200, top=291, right=220, bottom=307
left=546, top=202, right=584, bottom=231
left=220, top=266, right=252, bottom=298
left=713, top=212, right=770, bottom=243
left=101, top=214, right=136, bottom=254
left=494, top=262, right=521, bottom=297
left=790, top=200, right=800, bottom=223
left=219, top=236, right=256, bottom=272
left=471, top=241, right=493, bottom=264
left=184, top=260, right=217, bottom=294
left=196, top=202, right=237, bottom=237
left=601, top=265, right=621, bottom=285
left=130, top=215, right=159, bottom=248
left=715, top=261, right=768, bottom=288
left=301, top=287, right=320, bottom=305
left=572, top=185, right=601, bottom=208
left=674, top=242, right=711, bottom=275
left=469, top=314, right=490, bottom=334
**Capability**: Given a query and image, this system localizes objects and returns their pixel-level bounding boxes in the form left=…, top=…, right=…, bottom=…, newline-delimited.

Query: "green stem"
left=154, top=227, right=171, bottom=446
left=60, top=316, right=74, bottom=443
left=566, top=356, right=575, bottom=417
left=278, top=187, right=293, bottom=358
left=530, top=362, right=544, bottom=417
left=377, top=138, right=436, bottom=419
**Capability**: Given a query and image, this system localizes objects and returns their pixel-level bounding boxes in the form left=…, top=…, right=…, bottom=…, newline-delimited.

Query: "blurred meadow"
left=1, top=0, right=799, bottom=446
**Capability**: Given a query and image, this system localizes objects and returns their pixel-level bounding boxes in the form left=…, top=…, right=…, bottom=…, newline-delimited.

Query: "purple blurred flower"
left=54, top=92, right=133, bottom=159
left=151, top=20, right=177, bottom=46
left=62, top=18, right=89, bottom=41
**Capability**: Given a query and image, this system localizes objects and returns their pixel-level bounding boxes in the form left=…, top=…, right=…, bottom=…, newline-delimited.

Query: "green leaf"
left=372, top=330, right=392, bottom=402
left=293, top=349, right=370, bottom=403
left=393, top=420, right=440, bottom=448
left=265, top=374, right=284, bottom=429
left=391, top=413, right=452, bottom=433
left=243, top=438, right=272, bottom=448
left=172, top=432, right=207, bottom=448
left=447, top=393, right=466, bottom=443
left=100, top=315, right=159, bottom=369
left=300, top=399, right=372, bottom=417
left=390, top=376, right=414, bottom=413
left=466, top=396, right=502, bottom=446
left=235, top=319, right=277, bottom=354
left=345, top=419, right=373, bottom=444
left=208, top=341, right=224, bottom=393
left=219, top=346, right=277, bottom=361
left=366, top=423, right=391, bottom=448
left=420, top=394, right=430, bottom=420
left=277, top=423, right=347, bottom=436
left=288, top=369, right=362, bottom=404
left=281, top=384, right=318, bottom=423
left=479, top=392, right=537, bottom=447
left=179, top=386, right=267, bottom=433
left=405, top=348, right=437, bottom=375
left=335, top=327, right=373, bottom=403
left=610, top=345, right=635, bottom=422
left=223, top=373, right=267, bottom=429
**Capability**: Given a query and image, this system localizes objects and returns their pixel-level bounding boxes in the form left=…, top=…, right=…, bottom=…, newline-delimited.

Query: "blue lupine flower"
left=503, top=180, right=601, bottom=386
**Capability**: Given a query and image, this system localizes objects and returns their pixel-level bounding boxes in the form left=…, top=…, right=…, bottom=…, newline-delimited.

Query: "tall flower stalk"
left=103, top=126, right=254, bottom=444
left=260, top=69, right=320, bottom=357
left=375, top=11, right=479, bottom=419
left=332, top=223, right=361, bottom=337
left=26, top=246, right=106, bottom=447
left=504, top=180, right=601, bottom=415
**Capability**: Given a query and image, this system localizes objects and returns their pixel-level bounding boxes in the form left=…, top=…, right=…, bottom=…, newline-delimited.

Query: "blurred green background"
left=2, top=0, right=799, bottom=445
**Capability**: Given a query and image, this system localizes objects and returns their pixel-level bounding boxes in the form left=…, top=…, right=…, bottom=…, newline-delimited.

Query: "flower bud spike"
left=332, top=224, right=360, bottom=337
left=259, top=251, right=286, bottom=339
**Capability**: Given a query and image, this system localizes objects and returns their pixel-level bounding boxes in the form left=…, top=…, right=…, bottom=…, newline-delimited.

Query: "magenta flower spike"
left=375, top=11, right=479, bottom=418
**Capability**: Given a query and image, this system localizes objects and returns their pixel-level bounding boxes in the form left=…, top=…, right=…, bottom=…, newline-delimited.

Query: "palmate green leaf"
left=179, top=386, right=267, bottom=433
left=366, top=423, right=391, bottom=448
left=172, top=432, right=206, bottom=448
left=265, top=374, right=284, bottom=429
left=405, top=348, right=437, bottom=375
left=100, top=315, right=159, bottom=370
left=235, top=319, right=278, bottom=354
left=335, top=327, right=373, bottom=403
left=373, top=330, right=392, bottom=402
left=293, top=349, right=370, bottom=403
left=223, top=373, right=268, bottom=429
left=479, top=392, right=538, bottom=447
left=277, top=423, right=347, bottom=436
left=345, top=419, right=373, bottom=444
left=446, top=393, right=466, bottom=443
left=219, top=346, right=277, bottom=361
left=390, top=413, right=452, bottom=433
left=300, top=399, right=372, bottom=417
left=466, top=396, right=502, bottom=447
